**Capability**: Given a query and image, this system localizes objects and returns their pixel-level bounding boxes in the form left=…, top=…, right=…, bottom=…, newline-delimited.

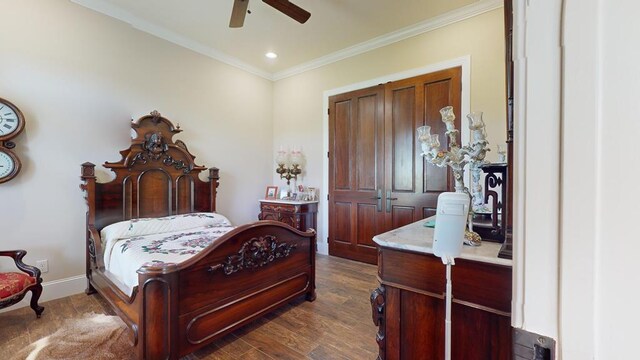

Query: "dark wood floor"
left=0, top=254, right=379, bottom=359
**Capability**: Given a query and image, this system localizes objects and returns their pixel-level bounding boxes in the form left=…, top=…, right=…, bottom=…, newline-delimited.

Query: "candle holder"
left=275, top=147, right=303, bottom=186
left=468, top=111, right=492, bottom=214
left=417, top=106, right=490, bottom=246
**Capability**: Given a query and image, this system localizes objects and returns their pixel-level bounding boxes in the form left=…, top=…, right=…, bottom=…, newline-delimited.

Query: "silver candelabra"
left=417, top=106, right=490, bottom=246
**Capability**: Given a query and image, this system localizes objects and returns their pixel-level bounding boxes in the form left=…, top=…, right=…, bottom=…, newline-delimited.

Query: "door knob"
left=386, top=191, right=397, bottom=213
left=372, top=189, right=382, bottom=212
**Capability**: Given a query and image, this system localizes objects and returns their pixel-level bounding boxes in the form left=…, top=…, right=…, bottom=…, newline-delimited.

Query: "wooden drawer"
left=378, top=247, right=511, bottom=314
left=258, top=201, right=318, bottom=232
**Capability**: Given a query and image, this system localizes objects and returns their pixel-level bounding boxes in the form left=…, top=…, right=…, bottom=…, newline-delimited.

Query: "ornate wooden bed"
left=80, top=111, right=316, bottom=360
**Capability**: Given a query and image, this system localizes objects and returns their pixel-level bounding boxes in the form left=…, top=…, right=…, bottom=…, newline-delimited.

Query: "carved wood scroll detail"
left=87, top=234, right=97, bottom=265
left=208, top=235, right=297, bottom=276
left=370, top=286, right=386, bottom=360
left=262, top=204, right=297, bottom=213
left=484, top=172, right=504, bottom=212
left=130, top=131, right=192, bottom=173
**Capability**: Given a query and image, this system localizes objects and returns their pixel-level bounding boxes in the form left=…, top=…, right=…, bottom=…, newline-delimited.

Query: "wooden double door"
left=328, top=67, right=462, bottom=264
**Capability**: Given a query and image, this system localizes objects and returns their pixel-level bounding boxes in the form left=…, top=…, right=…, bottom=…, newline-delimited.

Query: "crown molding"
left=70, top=0, right=502, bottom=82
left=70, top=0, right=274, bottom=80
left=273, top=0, right=503, bottom=80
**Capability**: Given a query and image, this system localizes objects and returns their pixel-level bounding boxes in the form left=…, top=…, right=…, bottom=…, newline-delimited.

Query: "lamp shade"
left=417, top=125, right=432, bottom=144
left=275, top=149, right=288, bottom=166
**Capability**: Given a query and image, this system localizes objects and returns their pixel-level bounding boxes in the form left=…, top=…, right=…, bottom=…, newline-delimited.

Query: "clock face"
left=0, top=98, right=24, bottom=141
left=0, top=104, right=19, bottom=136
left=0, top=150, right=16, bottom=180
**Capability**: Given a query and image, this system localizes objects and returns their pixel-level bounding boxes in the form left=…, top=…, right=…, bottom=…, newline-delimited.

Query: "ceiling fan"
left=230, top=0, right=311, bottom=28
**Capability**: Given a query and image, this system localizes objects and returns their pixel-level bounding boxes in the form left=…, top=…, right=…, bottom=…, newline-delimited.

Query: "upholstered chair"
left=0, top=250, right=44, bottom=317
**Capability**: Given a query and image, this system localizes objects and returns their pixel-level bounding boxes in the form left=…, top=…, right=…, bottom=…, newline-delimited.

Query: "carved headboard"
left=81, top=111, right=219, bottom=231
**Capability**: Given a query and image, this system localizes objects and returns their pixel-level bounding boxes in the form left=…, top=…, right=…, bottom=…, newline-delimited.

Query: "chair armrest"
left=0, top=250, right=24, bottom=259
left=0, top=249, right=42, bottom=281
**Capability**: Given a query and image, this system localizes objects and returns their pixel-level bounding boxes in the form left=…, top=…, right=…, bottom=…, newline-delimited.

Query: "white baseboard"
left=317, top=241, right=328, bottom=255
left=0, top=274, right=86, bottom=314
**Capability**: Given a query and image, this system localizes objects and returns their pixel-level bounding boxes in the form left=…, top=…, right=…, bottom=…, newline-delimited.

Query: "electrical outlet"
left=514, top=329, right=555, bottom=360
left=36, top=259, right=48, bottom=273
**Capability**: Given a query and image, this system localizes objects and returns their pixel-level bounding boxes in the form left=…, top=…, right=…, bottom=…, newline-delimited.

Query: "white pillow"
left=100, top=212, right=232, bottom=244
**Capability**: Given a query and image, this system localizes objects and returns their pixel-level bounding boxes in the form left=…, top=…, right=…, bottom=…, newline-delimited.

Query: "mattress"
left=100, top=213, right=235, bottom=295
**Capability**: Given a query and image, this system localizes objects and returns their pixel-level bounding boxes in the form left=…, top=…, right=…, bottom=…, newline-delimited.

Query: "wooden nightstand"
left=258, top=199, right=318, bottom=232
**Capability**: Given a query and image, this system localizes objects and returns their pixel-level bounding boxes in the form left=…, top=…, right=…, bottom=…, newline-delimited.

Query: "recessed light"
left=265, top=52, right=278, bottom=59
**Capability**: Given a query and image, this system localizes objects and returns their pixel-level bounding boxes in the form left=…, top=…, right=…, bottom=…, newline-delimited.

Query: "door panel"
left=334, top=101, right=352, bottom=190
left=329, top=85, right=385, bottom=264
left=423, top=79, right=454, bottom=192
left=357, top=204, right=378, bottom=247
left=391, top=206, right=416, bottom=230
left=385, top=67, right=462, bottom=229
left=391, top=86, right=416, bottom=193
left=333, top=202, right=352, bottom=244
left=329, top=67, right=461, bottom=265
left=357, top=96, right=378, bottom=191
left=423, top=207, right=438, bottom=219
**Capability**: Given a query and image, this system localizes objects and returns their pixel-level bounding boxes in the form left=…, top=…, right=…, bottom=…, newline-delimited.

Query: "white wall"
left=595, top=0, right=640, bottom=354
left=273, top=8, right=506, bottom=252
left=560, top=0, right=599, bottom=357
left=0, top=0, right=273, bottom=291
left=518, top=0, right=640, bottom=358
left=571, top=0, right=640, bottom=358
left=511, top=0, right=562, bottom=339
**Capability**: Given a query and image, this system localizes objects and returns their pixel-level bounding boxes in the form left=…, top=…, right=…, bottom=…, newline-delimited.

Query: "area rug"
left=11, top=314, right=135, bottom=360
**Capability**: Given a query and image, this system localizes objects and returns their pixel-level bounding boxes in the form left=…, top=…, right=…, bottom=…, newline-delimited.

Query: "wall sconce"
left=275, top=147, right=303, bottom=185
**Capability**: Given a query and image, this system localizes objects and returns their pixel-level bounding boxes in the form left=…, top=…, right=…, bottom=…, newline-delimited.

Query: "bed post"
left=208, top=167, right=219, bottom=212
left=306, top=230, right=317, bottom=301
left=137, top=265, right=180, bottom=360
left=80, top=162, right=97, bottom=295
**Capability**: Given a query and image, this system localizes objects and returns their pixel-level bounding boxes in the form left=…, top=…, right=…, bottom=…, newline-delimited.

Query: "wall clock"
left=0, top=97, right=25, bottom=183
left=0, top=148, right=20, bottom=184
left=0, top=98, right=25, bottom=141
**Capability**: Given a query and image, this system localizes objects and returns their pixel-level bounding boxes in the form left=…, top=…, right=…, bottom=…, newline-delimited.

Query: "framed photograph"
left=265, top=186, right=278, bottom=199
left=280, top=189, right=290, bottom=200
left=308, top=187, right=317, bottom=201
left=298, top=184, right=305, bottom=192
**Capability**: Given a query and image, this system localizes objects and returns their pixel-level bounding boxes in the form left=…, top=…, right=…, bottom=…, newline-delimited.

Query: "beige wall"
left=0, top=1, right=505, bottom=301
left=560, top=0, right=640, bottom=358
left=0, top=1, right=273, bottom=281
left=272, top=9, right=506, bottom=250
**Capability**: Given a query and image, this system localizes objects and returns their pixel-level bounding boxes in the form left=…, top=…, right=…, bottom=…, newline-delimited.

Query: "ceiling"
left=71, top=0, right=500, bottom=80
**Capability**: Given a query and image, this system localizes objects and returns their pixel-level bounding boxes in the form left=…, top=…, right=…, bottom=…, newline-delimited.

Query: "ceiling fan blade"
left=229, top=0, right=249, bottom=28
left=262, top=0, right=311, bottom=24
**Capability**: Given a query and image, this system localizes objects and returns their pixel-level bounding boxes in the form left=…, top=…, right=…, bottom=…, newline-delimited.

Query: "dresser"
left=371, top=218, right=513, bottom=360
left=258, top=199, right=318, bottom=232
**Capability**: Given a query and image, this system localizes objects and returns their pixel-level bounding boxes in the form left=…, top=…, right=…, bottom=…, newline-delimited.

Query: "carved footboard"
left=135, top=221, right=316, bottom=359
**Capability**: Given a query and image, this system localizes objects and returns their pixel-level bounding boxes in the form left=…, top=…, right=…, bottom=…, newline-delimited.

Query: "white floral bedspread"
left=100, top=213, right=235, bottom=295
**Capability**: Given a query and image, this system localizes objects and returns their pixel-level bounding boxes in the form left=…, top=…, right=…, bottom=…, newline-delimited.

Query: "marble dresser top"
left=373, top=217, right=512, bottom=267
left=259, top=199, right=319, bottom=205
